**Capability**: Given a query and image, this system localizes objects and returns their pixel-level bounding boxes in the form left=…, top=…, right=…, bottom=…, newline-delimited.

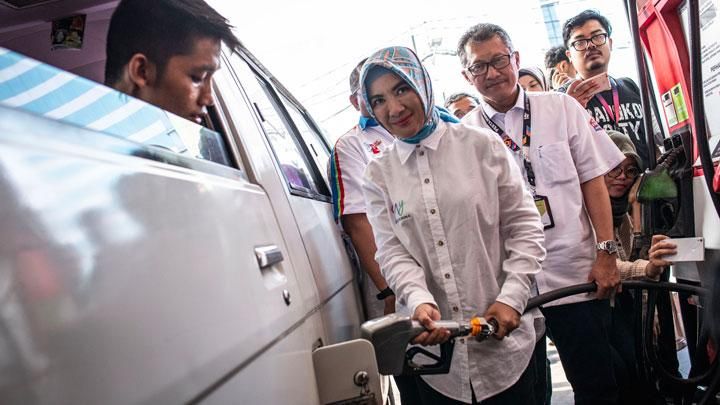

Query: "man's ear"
left=461, top=70, right=473, bottom=85
left=349, top=93, right=360, bottom=111
left=513, top=51, right=521, bottom=67
left=565, top=48, right=574, bottom=63
left=126, top=53, right=157, bottom=89
left=608, top=37, right=613, bottom=51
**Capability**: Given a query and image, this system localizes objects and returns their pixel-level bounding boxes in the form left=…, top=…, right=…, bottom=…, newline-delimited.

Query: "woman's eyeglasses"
left=608, top=165, right=640, bottom=180
left=466, top=53, right=515, bottom=77
left=570, top=33, right=609, bottom=51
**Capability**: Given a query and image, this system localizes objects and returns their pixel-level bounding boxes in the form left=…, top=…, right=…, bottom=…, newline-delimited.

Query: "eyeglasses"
left=570, top=33, right=609, bottom=51
left=466, top=53, right=515, bottom=77
left=607, top=165, right=641, bottom=180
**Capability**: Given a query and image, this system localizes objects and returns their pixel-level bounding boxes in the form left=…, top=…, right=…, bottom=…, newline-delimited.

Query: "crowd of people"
left=97, top=0, right=682, bottom=403
left=330, top=9, right=680, bottom=405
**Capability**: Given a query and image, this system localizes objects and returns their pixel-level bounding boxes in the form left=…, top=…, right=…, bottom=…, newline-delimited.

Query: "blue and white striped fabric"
left=0, top=47, right=191, bottom=153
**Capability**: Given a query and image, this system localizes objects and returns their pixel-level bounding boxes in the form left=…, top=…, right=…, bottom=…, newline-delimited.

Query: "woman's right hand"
left=411, top=303, right=450, bottom=346
left=646, top=235, right=678, bottom=278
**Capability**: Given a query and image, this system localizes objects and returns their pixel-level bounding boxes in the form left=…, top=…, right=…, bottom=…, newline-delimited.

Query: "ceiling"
left=0, top=0, right=118, bottom=83
left=0, top=0, right=116, bottom=32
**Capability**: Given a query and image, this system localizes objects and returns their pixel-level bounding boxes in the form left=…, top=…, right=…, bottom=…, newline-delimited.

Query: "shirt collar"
left=358, top=115, right=379, bottom=130
left=395, top=121, right=446, bottom=164
left=480, top=86, right=526, bottom=119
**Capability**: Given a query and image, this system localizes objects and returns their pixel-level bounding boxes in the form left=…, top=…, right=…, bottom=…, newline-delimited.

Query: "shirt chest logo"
left=366, top=140, right=382, bottom=155
left=391, top=200, right=411, bottom=224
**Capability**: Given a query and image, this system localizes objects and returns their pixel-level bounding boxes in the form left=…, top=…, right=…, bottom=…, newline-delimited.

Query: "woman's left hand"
left=646, top=234, right=678, bottom=278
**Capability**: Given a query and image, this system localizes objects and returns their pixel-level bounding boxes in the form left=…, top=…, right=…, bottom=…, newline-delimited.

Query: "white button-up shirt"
left=463, top=89, right=625, bottom=306
left=330, top=124, right=395, bottom=220
left=363, top=121, right=546, bottom=402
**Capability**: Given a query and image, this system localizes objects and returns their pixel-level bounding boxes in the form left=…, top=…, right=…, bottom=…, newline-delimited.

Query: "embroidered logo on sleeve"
left=589, top=117, right=603, bottom=132
left=390, top=200, right=411, bottom=224
left=367, top=140, right=382, bottom=155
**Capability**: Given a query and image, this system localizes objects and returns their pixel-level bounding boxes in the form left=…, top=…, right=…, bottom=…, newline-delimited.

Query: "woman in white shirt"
left=360, top=46, right=547, bottom=404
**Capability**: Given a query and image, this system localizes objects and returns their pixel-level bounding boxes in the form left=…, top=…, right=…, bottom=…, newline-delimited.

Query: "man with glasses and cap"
left=561, top=10, right=653, bottom=169
left=457, top=22, right=627, bottom=404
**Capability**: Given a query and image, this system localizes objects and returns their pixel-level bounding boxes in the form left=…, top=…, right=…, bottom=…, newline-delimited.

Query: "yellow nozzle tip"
left=470, top=317, right=482, bottom=336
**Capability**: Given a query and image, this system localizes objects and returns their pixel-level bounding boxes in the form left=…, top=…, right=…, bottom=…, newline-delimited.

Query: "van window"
left=227, top=54, right=330, bottom=201
left=0, top=47, right=237, bottom=174
left=276, top=95, right=331, bottom=186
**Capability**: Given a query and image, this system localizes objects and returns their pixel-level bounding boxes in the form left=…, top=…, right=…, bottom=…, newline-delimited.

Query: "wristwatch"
left=376, top=287, right=395, bottom=300
left=596, top=240, right=619, bottom=255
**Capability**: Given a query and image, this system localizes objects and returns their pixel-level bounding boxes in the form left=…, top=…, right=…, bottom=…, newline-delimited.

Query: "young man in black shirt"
left=561, top=10, right=652, bottom=168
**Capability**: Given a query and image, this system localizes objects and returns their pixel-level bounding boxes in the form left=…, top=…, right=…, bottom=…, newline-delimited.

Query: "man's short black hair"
left=105, top=0, right=241, bottom=86
left=457, top=23, right=514, bottom=67
left=562, top=9, right=613, bottom=47
left=349, top=58, right=368, bottom=95
left=444, top=92, right=479, bottom=109
left=544, top=46, right=570, bottom=69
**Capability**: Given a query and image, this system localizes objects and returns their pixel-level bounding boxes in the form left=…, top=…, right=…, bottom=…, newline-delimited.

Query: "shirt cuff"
left=577, top=155, right=626, bottom=184
left=495, top=276, right=530, bottom=315
left=406, top=290, right=439, bottom=318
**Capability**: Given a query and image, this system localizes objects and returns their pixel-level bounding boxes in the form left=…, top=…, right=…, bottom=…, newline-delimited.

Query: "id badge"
left=534, top=195, right=555, bottom=230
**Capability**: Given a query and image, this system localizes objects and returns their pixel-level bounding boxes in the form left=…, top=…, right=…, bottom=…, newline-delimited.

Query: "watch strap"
left=376, top=287, right=395, bottom=300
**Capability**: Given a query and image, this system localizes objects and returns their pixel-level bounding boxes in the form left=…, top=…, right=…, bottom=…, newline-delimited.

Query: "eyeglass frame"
left=607, top=164, right=641, bottom=180
left=465, top=52, right=516, bottom=78
left=570, top=33, right=609, bottom=51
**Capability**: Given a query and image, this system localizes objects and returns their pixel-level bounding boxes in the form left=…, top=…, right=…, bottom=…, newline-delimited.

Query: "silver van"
left=0, top=1, right=385, bottom=403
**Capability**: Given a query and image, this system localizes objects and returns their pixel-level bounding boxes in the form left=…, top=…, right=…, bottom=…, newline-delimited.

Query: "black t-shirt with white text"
left=586, top=77, right=649, bottom=167
left=560, top=77, right=650, bottom=168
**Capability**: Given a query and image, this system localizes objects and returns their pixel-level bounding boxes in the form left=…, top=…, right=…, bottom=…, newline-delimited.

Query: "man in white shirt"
left=458, top=23, right=625, bottom=404
left=329, top=59, right=397, bottom=319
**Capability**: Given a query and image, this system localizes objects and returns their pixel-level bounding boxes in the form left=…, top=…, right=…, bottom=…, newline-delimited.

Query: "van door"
left=0, top=50, right=317, bottom=404
left=223, top=51, right=363, bottom=345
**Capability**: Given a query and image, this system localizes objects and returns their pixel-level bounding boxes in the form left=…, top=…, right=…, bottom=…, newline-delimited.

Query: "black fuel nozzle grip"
left=360, top=314, right=496, bottom=376
left=474, top=318, right=498, bottom=342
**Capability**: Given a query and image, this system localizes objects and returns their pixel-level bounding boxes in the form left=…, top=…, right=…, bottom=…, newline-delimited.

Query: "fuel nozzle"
left=360, top=314, right=498, bottom=376
left=469, top=316, right=498, bottom=342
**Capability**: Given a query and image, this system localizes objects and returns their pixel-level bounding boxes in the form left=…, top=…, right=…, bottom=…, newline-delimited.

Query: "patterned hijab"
left=359, top=46, right=458, bottom=143
left=519, top=67, right=549, bottom=91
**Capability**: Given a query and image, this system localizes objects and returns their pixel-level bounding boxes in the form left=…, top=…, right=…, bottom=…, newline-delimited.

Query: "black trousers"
left=403, top=356, right=536, bottom=405
left=532, top=334, right=551, bottom=405
left=541, top=299, right=619, bottom=405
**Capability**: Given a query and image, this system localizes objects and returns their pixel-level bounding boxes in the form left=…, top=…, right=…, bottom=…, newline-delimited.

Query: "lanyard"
left=594, top=77, right=620, bottom=125
left=481, top=93, right=537, bottom=193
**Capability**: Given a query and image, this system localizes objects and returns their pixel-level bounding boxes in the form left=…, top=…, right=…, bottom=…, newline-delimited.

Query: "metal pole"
left=689, top=0, right=720, bottom=217
left=625, top=0, right=658, bottom=171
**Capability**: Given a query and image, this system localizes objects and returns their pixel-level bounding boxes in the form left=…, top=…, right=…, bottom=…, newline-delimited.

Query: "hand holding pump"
left=360, top=314, right=497, bottom=376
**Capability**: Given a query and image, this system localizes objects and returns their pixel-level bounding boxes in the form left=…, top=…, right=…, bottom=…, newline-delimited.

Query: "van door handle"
left=255, top=245, right=284, bottom=268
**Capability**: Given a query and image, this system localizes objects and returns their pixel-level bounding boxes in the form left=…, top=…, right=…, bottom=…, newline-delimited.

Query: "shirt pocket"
left=536, top=141, right=576, bottom=185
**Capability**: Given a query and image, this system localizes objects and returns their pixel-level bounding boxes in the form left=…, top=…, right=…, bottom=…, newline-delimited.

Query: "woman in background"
left=518, top=67, right=548, bottom=92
